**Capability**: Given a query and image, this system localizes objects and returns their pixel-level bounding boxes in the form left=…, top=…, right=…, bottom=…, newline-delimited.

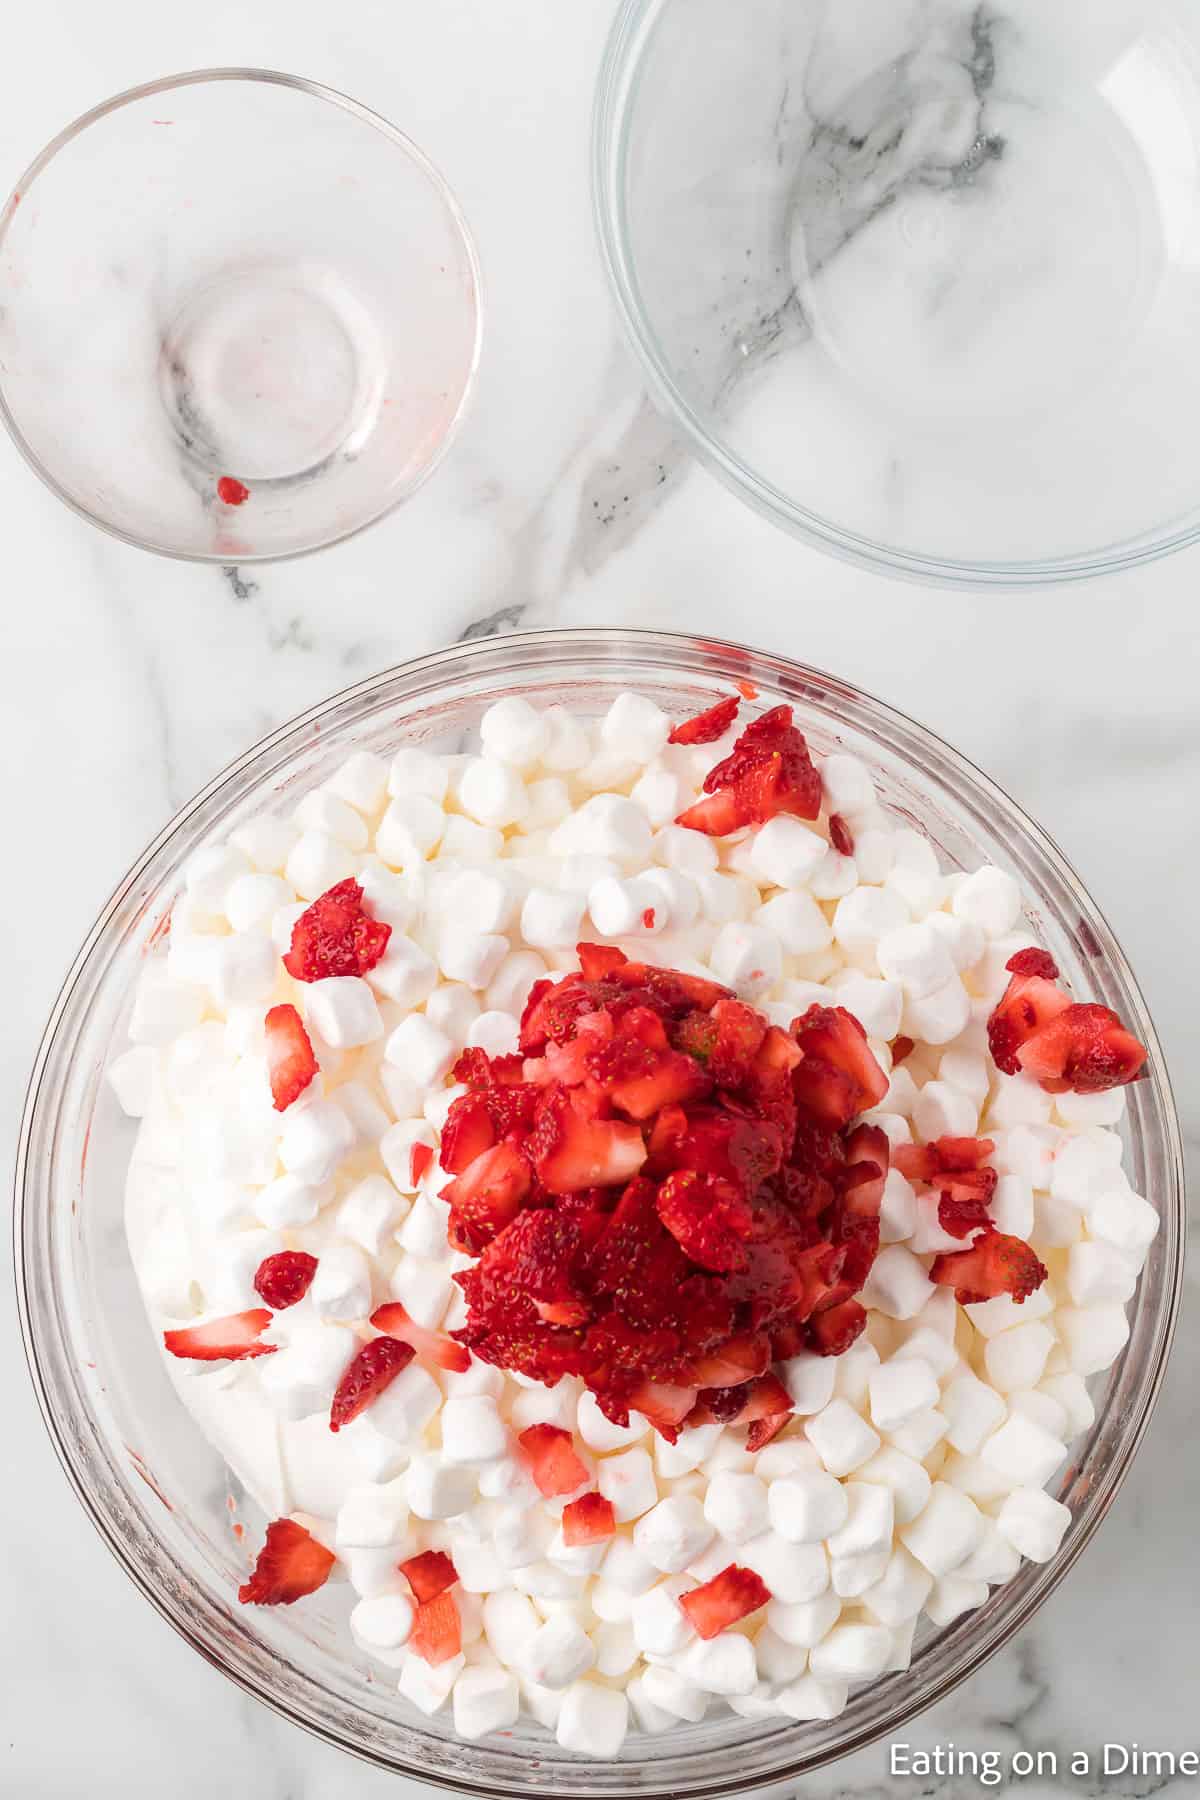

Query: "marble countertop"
left=2, top=2, right=1196, bottom=1795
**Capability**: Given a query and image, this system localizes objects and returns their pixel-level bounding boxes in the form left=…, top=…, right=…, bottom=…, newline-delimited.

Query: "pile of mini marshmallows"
left=111, top=691, right=1158, bottom=1756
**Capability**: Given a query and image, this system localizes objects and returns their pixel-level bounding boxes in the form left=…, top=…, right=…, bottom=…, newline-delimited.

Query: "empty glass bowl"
left=594, top=1, right=1200, bottom=585
left=0, top=70, right=481, bottom=561
left=15, top=630, right=1183, bottom=1794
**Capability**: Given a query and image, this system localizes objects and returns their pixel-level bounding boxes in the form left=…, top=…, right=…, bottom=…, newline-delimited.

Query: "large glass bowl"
left=593, top=1, right=1200, bottom=587
left=15, top=630, right=1183, bottom=1795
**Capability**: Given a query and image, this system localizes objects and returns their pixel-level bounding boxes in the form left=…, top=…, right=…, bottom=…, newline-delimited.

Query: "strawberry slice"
left=894, top=1136, right=995, bottom=1182
left=938, top=1193, right=993, bottom=1238
left=679, top=1565, right=771, bottom=1639
left=930, top=1228, right=1048, bottom=1305
left=746, top=1411, right=792, bottom=1452
left=675, top=789, right=743, bottom=835
left=687, top=1371, right=791, bottom=1428
left=806, top=1297, right=868, bottom=1356
left=254, top=1250, right=318, bottom=1310
left=329, top=1336, right=415, bottom=1432
left=527, top=1089, right=646, bottom=1194
left=1007, top=947, right=1060, bottom=979
left=264, top=1003, right=317, bottom=1111
left=518, top=1424, right=589, bottom=1497
left=685, top=1334, right=771, bottom=1389
left=890, top=1035, right=915, bottom=1066
left=370, top=1303, right=471, bottom=1374
left=828, top=812, right=855, bottom=857
left=668, top=695, right=740, bottom=745
left=561, top=1492, right=617, bottom=1546
left=410, top=1142, right=434, bottom=1186
left=282, top=877, right=391, bottom=983
left=443, top=1140, right=532, bottom=1252
left=790, top=1005, right=889, bottom=1128
left=163, top=1309, right=276, bottom=1362
left=238, top=1518, right=335, bottom=1605
left=677, top=706, right=822, bottom=835
left=400, top=1550, right=458, bottom=1602
left=655, top=1169, right=752, bottom=1273
left=987, top=958, right=1072, bottom=1075
left=439, top=1092, right=497, bottom=1174
left=624, top=1378, right=698, bottom=1438
left=409, top=1591, right=462, bottom=1666
left=578, top=942, right=631, bottom=980
left=1015, top=1003, right=1148, bottom=1094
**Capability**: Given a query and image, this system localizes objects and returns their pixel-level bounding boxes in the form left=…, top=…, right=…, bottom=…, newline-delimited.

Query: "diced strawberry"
left=410, top=1142, right=434, bottom=1186
left=679, top=1565, right=771, bottom=1639
left=217, top=474, right=250, bottom=506
left=736, top=680, right=759, bottom=701
left=369, top=1302, right=471, bottom=1373
left=329, top=1336, right=416, bottom=1432
left=561, top=1492, right=616, bottom=1546
left=238, top=1518, right=335, bottom=1606
left=893, top=1136, right=995, bottom=1182
left=655, top=1170, right=752, bottom=1272
left=264, top=1003, right=317, bottom=1111
left=685, top=1334, right=771, bottom=1390
left=937, top=1193, right=992, bottom=1238
left=439, top=1092, right=497, bottom=1174
left=518, top=1424, right=589, bottom=1497
left=443, top=1140, right=532, bottom=1251
left=930, top=1228, right=1048, bottom=1305
left=828, top=812, right=854, bottom=857
left=282, top=877, right=391, bottom=983
left=806, top=1297, right=868, bottom=1356
left=253, top=1250, right=318, bottom=1310
left=890, top=1035, right=915, bottom=1066
left=790, top=1005, right=889, bottom=1127
left=987, top=966, right=1072, bottom=1075
left=527, top=1089, right=646, bottom=1194
left=668, top=695, right=741, bottom=745
left=1015, top=1003, right=1148, bottom=1094
left=624, top=1378, right=698, bottom=1438
left=675, top=788, right=744, bottom=836
left=677, top=706, right=823, bottom=836
left=400, top=1550, right=458, bottom=1602
left=746, top=1411, right=792, bottom=1452
left=688, top=1371, right=791, bottom=1427
left=409, top=1591, right=462, bottom=1666
left=163, top=1309, right=276, bottom=1362
left=1007, top=947, right=1060, bottom=979
left=578, top=942, right=630, bottom=980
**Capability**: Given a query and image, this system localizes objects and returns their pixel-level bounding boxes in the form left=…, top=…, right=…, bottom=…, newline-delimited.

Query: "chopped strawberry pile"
left=282, top=877, right=391, bottom=983
left=930, top=1229, right=1048, bottom=1306
left=561, top=1492, right=616, bottom=1546
left=668, top=694, right=740, bottom=745
left=163, top=1308, right=276, bottom=1362
left=679, top=1565, right=771, bottom=1639
left=264, top=1003, right=317, bottom=1111
left=448, top=948, right=895, bottom=1438
left=329, top=1336, right=415, bottom=1432
left=239, top=1518, right=335, bottom=1606
left=253, top=1250, right=318, bottom=1310
left=401, top=1550, right=458, bottom=1602
left=675, top=705, right=823, bottom=836
left=988, top=950, right=1147, bottom=1094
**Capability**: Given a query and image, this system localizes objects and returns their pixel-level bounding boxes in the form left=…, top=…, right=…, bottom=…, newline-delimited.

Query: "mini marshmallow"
left=653, top=823, right=720, bottom=875
left=1088, top=1187, right=1159, bottom=1257
left=376, top=794, right=445, bottom=869
left=639, top=1665, right=707, bottom=1724
left=520, top=887, right=587, bottom=950
left=492, top=1504, right=554, bottom=1572
left=599, top=691, right=670, bottom=761
left=926, top=911, right=986, bottom=975
left=859, top=1245, right=936, bottom=1321
left=441, top=816, right=505, bottom=864
left=336, top=1174, right=407, bottom=1255
left=755, top=889, right=833, bottom=955
left=587, top=874, right=661, bottom=937
left=437, top=928, right=510, bottom=989
left=634, top=1496, right=714, bottom=1573
left=981, top=1415, right=1067, bottom=1488
left=751, top=816, right=828, bottom=888
left=739, top=1532, right=829, bottom=1605
left=479, top=697, right=550, bottom=769
left=406, top=1453, right=477, bottom=1520
left=912, top=1079, right=979, bottom=1144
left=108, top=1046, right=159, bottom=1117
left=755, top=1441, right=820, bottom=1480
left=482, top=1588, right=540, bottom=1665
left=303, top=977, right=383, bottom=1049
left=856, top=1448, right=931, bottom=1528
left=754, top=1627, right=809, bottom=1685
left=900, top=1483, right=986, bottom=1576
left=397, top=1191, right=453, bottom=1260
left=654, top=1422, right=723, bottom=1479
left=600, top=1537, right=659, bottom=1596
left=368, top=933, right=438, bottom=1008
left=379, top=1120, right=438, bottom=1196
left=426, top=984, right=482, bottom=1042
left=577, top=1390, right=649, bottom=1453
left=868, top=1358, right=940, bottom=1433
left=598, top=1449, right=658, bottom=1523
left=384, top=1015, right=456, bottom=1090
left=964, top=1285, right=1055, bottom=1338
left=996, top=1487, right=1072, bottom=1563
left=831, top=1546, right=890, bottom=1598
left=550, top=794, right=652, bottom=865
left=957, top=1524, right=1023, bottom=1585
left=876, top=923, right=956, bottom=999
left=808, top=848, right=858, bottom=901
left=681, top=1633, right=759, bottom=1698
left=703, top=1472, right=769, bottom=1545
left=367, top=1362, right=443, bottom=1444
left=776, top=1673, right=849, bottom=1721
left=941, top=1371, right=1008, bottom=1456
left=826, top=1483, right=895, bottom=1561
left=352, top=1592, right=415, bottom=1650
left=709, top=921, right=782, bottom=997
left=294, top=788, right=369, bottom=850
left=808, top=1621, right=892, bottom=1683
left=1039, top=1371, right=1096, bottom=1437
left=389, top=1256, right=454, bottom=1329
left=630, top=766, right=682, bottom=829
left=901, top=977, right=971, bottom=1046
left=821, top=754, right=876, bottom=816
left=286, top=830, right=358, bottom=899
left=556, top=1682, right=629, bottom=1757
left=279, top=1099, right=355, bottom=1186
left=640, top=865, right=700, bottom=930
left=399, top=1650, right=465, bottom=1715
left=1009, top=1390, right=1069, bottom=1438
left=768, top=1468, right=848, bottom=1544
left=781, top=1352, right=839, bottom=1417
left=833, top=886, right=909, bottom=954
left=952, top=867, right=1022, bottom=937
left=308, top=1243, right=372, bottom=1322
left=631, top=1576, right=696, bottom=1656
left=626, top=1673, right=675, bottom=1735
left=185, top=842, right=252, bottom=912
left=259, top=1322, right=358, bottom=1421
left=805, top=1400, right=881, bottom=1477
left=766, top=1589, right=842, bottom=1648
left=387, top=745, right=450, bottom=804
left=984, top=1321, right=1057, bottom=1393
left=828, top=970, right=903, bottom=1040
left=465, top=1010, right=520, bottom=1059
left=925, top=1573, right=988, bottom=1627
left=522, top=1615, right=596, bottom=1690
left=988, top=1172, right=1036, bottom=1240
left=129, top=967, right=208, bottom=1047
left=230, top=815, right=298, bottom=874
left=225, top=872, right=293, bottom=934
left=458, top=758, right=528, bottom=830
left=453, top=1665, right=520, bottom=1740
left=441, top=1396, right=509, bottom=1467
left=1065, top=1240, right=1138, bottom=1307
left=1055, top=1303, right=1130, bottom=1375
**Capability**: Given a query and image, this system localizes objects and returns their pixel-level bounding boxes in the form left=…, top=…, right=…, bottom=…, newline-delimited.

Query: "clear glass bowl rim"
left=0, top=66, right=484, bottom=564
left=591, top=0, right=1200, bottom=590
left=13, top=627, right=1186, bottom=1794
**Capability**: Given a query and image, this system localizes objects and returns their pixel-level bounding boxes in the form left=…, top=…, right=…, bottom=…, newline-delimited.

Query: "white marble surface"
left=2, top=2, right=1197, bottom=1795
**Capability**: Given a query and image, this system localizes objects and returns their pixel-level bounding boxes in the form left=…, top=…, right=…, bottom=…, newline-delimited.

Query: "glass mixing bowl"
left=0, top=70, right=481, bottom=562
left=15, top=630, right=1183, bottom=1794
left=594, top=1, right=1200, bottom=587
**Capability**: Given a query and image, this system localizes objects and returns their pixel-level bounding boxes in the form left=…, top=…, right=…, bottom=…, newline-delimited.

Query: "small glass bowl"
left=0, top=70, right=481, bottom=561
left=594, top=1, right=1200, bottom=586
left=15, top=631, right=1183, bottom=1794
